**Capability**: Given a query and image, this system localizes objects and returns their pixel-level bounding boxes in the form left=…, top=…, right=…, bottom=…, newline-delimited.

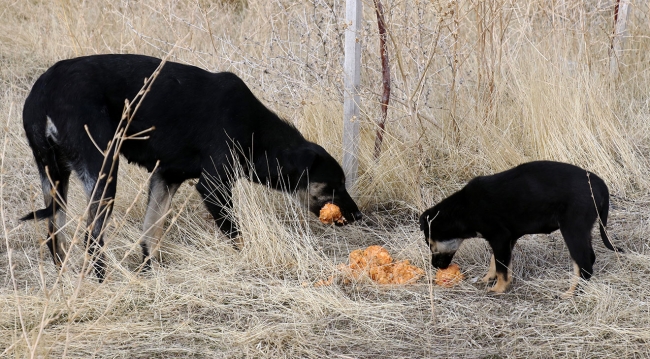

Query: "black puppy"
left=21, top=54, right=362, bottom=281
left=419, top=161, right=621, bottom=295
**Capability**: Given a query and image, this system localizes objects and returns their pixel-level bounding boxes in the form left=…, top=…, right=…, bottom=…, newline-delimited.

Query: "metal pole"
left=610, top=0, right=631, bottom=77
left=342, top=0, right=362, bottom=191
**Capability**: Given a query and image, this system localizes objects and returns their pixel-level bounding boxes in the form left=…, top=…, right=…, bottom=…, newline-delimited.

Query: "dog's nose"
left=431, top=253, right=454, bottom=269
left=351, top=211, right=362, bottom=221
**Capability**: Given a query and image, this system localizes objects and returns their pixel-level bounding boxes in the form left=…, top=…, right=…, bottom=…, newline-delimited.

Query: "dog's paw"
left=482, top=274, right=496, bottom=283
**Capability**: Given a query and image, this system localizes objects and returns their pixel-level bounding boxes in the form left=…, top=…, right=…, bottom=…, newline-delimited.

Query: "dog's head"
left=280, top=143, right=362, bottom=225
left=419, top=206, right=467, bottom=269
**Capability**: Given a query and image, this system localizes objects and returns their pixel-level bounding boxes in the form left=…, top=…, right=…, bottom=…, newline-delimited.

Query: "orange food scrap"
left=434, top=263, right=464, bottom=287
left=319, top=203, right=346, bottom=224
left=390, top=260, right=427, bottom=285
left=345, top=245, right=425, bottom=285
left=349, top=245, right=392, bottom=270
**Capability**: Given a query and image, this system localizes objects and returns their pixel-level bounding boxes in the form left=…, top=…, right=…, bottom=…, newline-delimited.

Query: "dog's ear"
left=284, top=147, right=318, bottom=176
left=257, top=146, right=318, bottom=181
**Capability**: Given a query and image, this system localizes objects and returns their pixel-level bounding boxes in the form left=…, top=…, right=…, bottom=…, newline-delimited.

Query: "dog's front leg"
left=196, top=174, right=242, bottom=248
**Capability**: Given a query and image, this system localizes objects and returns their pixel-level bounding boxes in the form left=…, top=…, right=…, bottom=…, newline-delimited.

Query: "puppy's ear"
left=419, top=215, right=428, bottom=232
left=419, top=210, right=437, bottom=231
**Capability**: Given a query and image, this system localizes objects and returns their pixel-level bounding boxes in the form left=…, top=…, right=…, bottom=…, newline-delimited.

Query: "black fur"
left=419, top=160, right=621, bottom=293
left=21, top=54, right=362, bottom=281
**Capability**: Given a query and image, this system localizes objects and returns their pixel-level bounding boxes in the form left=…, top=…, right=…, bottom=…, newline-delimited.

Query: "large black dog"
left=21, top=54, right=362, bottom=281
left=419, top=161, right=621, bottom=295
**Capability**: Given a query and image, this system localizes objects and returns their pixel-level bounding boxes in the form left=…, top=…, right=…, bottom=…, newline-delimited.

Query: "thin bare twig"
left=373, top=0, right=390, bottom=160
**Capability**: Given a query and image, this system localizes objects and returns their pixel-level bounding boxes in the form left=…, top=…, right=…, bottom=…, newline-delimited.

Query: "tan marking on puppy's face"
left=428, top=238, right=464, bottom=255
left=429, top=238, right=464, bottom=269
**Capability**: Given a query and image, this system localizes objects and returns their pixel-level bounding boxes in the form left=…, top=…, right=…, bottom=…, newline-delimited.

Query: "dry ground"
left=2, top=0, right=650, bottom=358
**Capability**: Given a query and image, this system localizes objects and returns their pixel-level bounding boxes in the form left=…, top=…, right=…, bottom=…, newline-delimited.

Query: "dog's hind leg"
left=42, top=166, right=70, bottom=267
left=487, top=236, right=516, bottom=293
left=140, top=172, right=180, bottom=270
left=562, top=262, right=582, bottom=298
left=559, top=219, right=596, bottom=296
left=23, top=116, right=71, bottom=267
left=482, top=254, right=497, bottom=283
left=31, top=144, right=71, bottom=267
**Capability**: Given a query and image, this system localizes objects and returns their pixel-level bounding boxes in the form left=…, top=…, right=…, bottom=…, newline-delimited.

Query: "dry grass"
left=2, top=0, right=650, bottom=357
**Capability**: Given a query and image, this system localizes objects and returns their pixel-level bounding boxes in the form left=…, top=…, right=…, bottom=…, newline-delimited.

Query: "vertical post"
left=610, top=0, right=631, bottom=77
left=343, top=0, right=362, bottom=191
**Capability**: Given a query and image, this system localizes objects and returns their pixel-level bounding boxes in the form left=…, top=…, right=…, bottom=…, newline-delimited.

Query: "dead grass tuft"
left=2, top=0, right=650, bottom=357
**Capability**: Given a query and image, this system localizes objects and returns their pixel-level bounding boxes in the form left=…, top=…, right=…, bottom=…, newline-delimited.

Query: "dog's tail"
left=598, top=194, right=624, bottom=253
left=20, top=206, right=54, bottom=221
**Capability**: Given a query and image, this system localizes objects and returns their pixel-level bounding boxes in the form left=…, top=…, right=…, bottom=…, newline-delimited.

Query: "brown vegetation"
left=2, top=0, right=650, bottom=357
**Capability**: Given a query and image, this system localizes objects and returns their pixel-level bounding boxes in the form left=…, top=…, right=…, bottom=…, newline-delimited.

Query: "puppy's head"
left=285, top=143, right=362, bottom=224
left=419, top=207, right=465, bottom=269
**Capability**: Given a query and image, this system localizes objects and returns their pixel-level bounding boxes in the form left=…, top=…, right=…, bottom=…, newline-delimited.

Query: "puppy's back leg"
left=559, top=219, right=596, bottom=296
left=562, top=262, right=582, bottom=298
left=487, top=237, right=516, bottom=293
left=482, top=254, right=496, bottom=283
left=140, top=172, right=180, bottom=270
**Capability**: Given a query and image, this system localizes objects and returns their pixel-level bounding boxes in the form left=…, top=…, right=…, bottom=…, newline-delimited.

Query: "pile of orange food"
left=319, top=203, right=346, bottom=225
left=434, top=263, right=464, bottom=287
left=313, top=245, right=465, bottom=287
left=338, top=245, right=426, bottom=285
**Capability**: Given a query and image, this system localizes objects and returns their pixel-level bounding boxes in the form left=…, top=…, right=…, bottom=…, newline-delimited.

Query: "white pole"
left=343, top=0, right=362, bottom=191
left=610, top=0, right=631, bottom=76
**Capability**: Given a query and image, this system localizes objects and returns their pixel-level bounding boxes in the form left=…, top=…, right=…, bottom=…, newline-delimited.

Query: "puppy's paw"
left=487, top=275, right=510, bottom=294
left=488, top=286, right=507, bottom=294
left=482, top=273, right=496, bottom=283
left=232, top=236, right=244, bottom=251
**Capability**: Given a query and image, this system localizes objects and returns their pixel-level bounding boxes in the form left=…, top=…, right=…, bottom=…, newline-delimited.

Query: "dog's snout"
left=431, top=253, right=454, bottom=269
left=351, top=211, right=362, bottom=221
